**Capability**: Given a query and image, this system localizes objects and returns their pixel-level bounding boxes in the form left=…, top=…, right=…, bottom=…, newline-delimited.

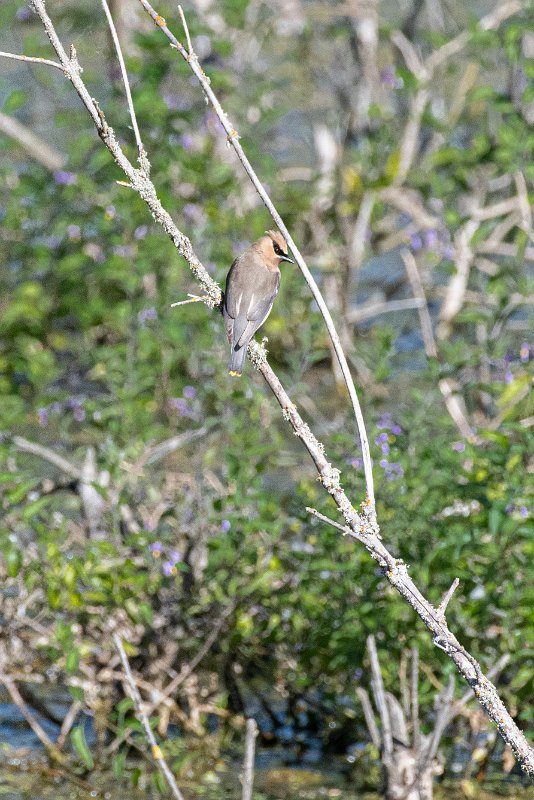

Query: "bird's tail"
left=228, top=343, right=247, bottom=376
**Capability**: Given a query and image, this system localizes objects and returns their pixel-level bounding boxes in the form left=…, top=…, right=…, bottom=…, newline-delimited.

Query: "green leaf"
left=71, top=725, right=94, bottom=770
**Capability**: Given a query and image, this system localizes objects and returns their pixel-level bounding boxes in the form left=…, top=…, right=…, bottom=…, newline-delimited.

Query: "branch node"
left=248, top=338, right=268, bottom=370
left=437, top=577, right=460, bottom=618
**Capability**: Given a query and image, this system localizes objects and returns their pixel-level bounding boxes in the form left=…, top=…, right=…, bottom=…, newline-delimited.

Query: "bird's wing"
left=246, top=271, right=280, bottom=321
left=224, top=254, right=280, bottom=348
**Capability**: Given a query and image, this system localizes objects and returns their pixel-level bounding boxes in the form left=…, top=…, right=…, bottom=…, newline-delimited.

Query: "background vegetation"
left=0, top=0, right=533, bottom=795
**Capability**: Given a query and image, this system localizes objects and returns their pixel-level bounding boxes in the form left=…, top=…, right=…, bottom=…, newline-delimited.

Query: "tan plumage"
left=223, top=231, right=293, bottom=376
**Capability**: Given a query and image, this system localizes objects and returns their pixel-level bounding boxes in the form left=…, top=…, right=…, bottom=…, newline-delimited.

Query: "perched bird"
left=223, top=230, right=293, bottom=376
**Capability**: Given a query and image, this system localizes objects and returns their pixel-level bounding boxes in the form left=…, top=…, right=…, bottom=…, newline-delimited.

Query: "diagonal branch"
left=367, top=634, right=394, bottom=766
left=113, top=633, right=185, bottom=800
left=0, top=49, right=64, bottom=71
left=101, top=0, right=146, bottom=163
left=0, top=110, right=66, bottom=170
left=136, top=0, right=375, bottom=509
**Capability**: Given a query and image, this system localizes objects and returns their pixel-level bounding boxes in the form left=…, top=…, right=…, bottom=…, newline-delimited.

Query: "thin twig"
left=0, top=110, right=66, bottom=170
left=56, top=701, right=82, bottom=750
left=100, top=0, right=145, bottom=162
left=356, top=687, right=382, bottom=750
left=0, top=676, right=69, bottom=765
left=178, top=5, right=193, bottom=56
left=367, top=634, right=393, bottom=766
left=401, top=249, right=437, bottom=359
left=142, top=602, right=236, bottom=717
left=411, top=648, right=421, bottom=752
left=347, top=298, right=425, bottom=325
left=0, top=49, right=65, bottom=71
left=241, top=718, right=258, bottom=800
left=137, top=0, right=376, bottom=509
left=10, top=435, right=82, bottom=480
left=437, top=578, right=460, bottom=618
left=139, top=425, right=208, bottom=466
left=112, top=633, right=185, bottom=800
left=170, top=294, right=210, bottom=307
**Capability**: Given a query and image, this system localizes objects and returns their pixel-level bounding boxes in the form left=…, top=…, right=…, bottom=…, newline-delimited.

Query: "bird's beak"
left=280, top=254, right=294, bottom=263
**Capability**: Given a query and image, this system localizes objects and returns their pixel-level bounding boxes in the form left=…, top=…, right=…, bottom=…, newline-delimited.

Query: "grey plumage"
left=223, top=231, right=292, bottom=376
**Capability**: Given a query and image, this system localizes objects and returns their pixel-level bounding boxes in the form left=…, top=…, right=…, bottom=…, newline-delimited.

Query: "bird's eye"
left=273, top=242, right=283, bottom=255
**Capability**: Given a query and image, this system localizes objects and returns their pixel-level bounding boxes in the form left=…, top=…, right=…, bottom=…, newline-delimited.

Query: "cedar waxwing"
left=223, top=231, right=294, bottom=376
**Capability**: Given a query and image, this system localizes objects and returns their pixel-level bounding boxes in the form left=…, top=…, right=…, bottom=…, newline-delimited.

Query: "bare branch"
left=137, top=0, right=376, bottom=509
left=10, top=435, right=82, bottom=480
left=367, top=635, right=393, bottom=765
left=178, top=5, right=193, bottom=56
left=112, top=633, right=185, bottom=800
left=0, top=49, right=64, bottom=71
left=411, top=648, right=421, bottom=751
left=401, top=249, right=438, bottom=359
left=56, top=700, right=83, bottom=750
left=241, top=718, right=258, bottom=800
left=399, top=650, right=410, bottom=720
left=0, top=676, right=68, bottom=765
left=170, top=293, right=211, bottom=307
left=139, top=426, right=208, bottom=466
left=426, top=0, right=524, bottom=73
left=30, top=0, right=220, bottom=307
left=356, top=687, right=382, bottom=749
left=347, top=297, right=425, bottom=325
left=0, top=110, right=66, bottom=170
left=101, top=0, right=146, bottom=162
left=437, top=577, right=460, bottom=618
left=349, top=190, right=375, bottom=270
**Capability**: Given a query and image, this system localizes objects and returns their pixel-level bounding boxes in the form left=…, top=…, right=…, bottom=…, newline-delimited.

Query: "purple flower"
left=38, top=407, right=48, bottom=427
left=519, top=506, right=529, bottom=519
left=375, top=433, right=388, bottom=444
left=384, top=462, right=404, bottom=481
left=67, top=224, right=81, bottom=240
left=163, top=561, right=177, bottom=577
left=169, top=397, right=197, bottom=419
left=134, top=225, right=148, bottom=240
left=425, top=229, right=439, bottom=250
left=182, top=203, right=206, bottom=225
left=54, top=170, right=76, bottom=186
left=381, top=443, right=390, bottom=455
left=380, top=66, right=397, bottom=88
left=520, top=343, right=530, bottom=363
left=179, top=133, right=195, bottom=151
left=45, top=235, right=62, bottom=250
left=138, top=307, right=158, bottom=325
left=347, top=457, right=363, bottom=469
left=183, top=385, right=196, bottom=400
left=221, top=519, right=231, bottom=532
left=16, top=6, right=32, bottom=22
left=73, top=405, right=85, bottom=423
left=49, top=401, right=63, bottom=415
left=149, top=541, right=163, bottom=556
left=105, top=205, right=116, bottom=220
left=504, top=368, right=513, bottom=385
left=168, top=550, right=182, bottom=564
left=452, top=441, right=465, bottom=452
left=391, top=425, right=402, bottom=435
left=112, top=244, right=133, bottom=258
left=410, top=233, right=423, bottom=252
left=377, top=414, right=393, bottom=429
